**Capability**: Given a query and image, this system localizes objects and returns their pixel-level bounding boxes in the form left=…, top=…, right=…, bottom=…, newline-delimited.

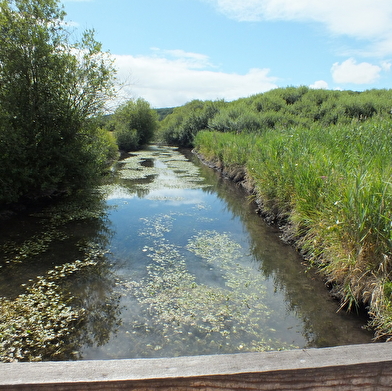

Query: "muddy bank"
left=193, top=150, right=290, bottom=227
left=193, top=151, right=253, bottom=192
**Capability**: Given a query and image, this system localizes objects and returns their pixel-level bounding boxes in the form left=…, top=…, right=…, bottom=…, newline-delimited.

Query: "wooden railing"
left=1, top=343, right=391, bottom=390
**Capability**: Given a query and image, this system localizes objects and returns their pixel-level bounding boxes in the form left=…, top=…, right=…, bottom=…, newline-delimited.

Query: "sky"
left=62, top=0, right=392, bottom=109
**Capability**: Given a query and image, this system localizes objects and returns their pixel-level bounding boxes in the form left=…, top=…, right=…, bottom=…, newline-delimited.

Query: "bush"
left=160, top=86, right=392, bottom=149
left=158, top=100, right=222, bottom=146
left=111, top=98, right=158, bottom=151
left=115, top=127, right=140, bottom=151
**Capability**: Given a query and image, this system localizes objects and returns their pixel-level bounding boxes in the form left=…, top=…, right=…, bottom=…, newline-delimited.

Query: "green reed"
left=194, top=116, right=392, bottom=338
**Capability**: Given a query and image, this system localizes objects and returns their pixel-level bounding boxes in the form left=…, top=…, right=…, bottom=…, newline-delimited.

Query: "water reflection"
left=64, top=251, right=122, bottom=356
left=79, top=145, right=372, bottom=359
left=0, top=190, right=122, bottom=361
left=0, top=145, right=373, bottom=362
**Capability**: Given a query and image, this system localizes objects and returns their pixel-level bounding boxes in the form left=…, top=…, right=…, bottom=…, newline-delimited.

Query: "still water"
left=0, top=145, right=372, bottom=360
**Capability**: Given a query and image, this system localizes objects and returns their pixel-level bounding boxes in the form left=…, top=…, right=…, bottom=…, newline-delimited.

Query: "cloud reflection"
left=105, top=185, right=137, bottom=200
left=145, top=188, right=207, bottom=205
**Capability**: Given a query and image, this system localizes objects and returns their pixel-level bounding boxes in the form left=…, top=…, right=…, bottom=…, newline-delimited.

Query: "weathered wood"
left=1, top=343, right=391, bottom=390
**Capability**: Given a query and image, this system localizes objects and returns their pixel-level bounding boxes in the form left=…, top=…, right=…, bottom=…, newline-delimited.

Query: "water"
left=0, top=145, right=372, bottom=360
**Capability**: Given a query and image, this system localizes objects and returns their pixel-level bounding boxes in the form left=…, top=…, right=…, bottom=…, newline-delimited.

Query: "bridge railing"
left=1, top=343, right=391, bottom=390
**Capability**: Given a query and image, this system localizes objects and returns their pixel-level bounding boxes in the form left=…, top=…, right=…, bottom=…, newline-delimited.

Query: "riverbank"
left=193, top=120, right=392, bottom=341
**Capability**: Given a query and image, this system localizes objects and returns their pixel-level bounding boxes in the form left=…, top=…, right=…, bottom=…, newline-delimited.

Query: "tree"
left=158, top=100, right=223, bottom=147
left=0, top=0, right=117, bottom=205
left=112, top=98, right=157, bottom=151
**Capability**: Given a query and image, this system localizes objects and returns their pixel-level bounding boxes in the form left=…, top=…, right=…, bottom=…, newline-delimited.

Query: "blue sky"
left=63, top=0, right=392, bottom=108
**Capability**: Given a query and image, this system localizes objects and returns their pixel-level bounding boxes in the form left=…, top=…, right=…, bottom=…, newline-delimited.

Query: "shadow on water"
left=0, top=145, right=373, bottom=362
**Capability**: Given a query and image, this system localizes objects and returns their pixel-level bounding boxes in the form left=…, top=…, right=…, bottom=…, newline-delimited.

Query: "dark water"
left=0, top=145, right=372, bottom=360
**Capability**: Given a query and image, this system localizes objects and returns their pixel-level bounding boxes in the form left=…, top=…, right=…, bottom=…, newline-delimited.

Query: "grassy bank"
left=194, top=116, right=392, bottom=339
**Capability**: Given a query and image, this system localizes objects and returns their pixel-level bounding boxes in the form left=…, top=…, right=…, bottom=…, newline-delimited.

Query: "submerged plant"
left=117, top=219, right=299, bottom=356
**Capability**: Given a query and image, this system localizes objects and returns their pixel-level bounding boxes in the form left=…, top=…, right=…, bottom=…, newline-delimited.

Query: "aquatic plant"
left=0, top=228, right=68, bottom=266
left=0, top=257, right=98, bottom=362
left=0, top=189, right=115, bottom=362
left=116, top=211, right=299, bottom=357
left=115, top=146, right=210, bottom=193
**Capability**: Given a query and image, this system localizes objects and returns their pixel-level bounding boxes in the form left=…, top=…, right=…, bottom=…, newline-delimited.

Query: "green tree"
left=112, top=98, right=157, bottom=151
left=158, top=100, right=223, bottom=146
left=0, top=0, right=116, bottom=205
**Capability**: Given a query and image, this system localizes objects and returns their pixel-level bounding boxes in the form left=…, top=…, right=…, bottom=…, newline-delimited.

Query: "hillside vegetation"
left=158, top=87, right=392, bottom=339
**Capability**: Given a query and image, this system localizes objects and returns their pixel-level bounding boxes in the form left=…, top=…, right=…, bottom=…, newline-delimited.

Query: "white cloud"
left=151, top=48, right=214, bottom=69
left=112, top=50, right=277, bottom=108
left=381, top=61, right=392, bottom=72
left=331, top=58, right=382, bottom=84
left=309, top=80, right=328, bottom=89
left=205, top=0, right=392, bottom=55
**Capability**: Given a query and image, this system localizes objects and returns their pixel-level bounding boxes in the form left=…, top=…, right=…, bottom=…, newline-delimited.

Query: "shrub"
left=111, top=98, right=158, bottom=151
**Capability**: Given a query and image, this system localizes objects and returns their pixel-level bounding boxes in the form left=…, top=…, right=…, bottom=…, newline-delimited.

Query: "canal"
left=0, top=145, right=372, bottom=361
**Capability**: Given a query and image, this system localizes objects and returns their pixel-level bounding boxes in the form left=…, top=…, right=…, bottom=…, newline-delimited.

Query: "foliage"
left=155, top=107, right=174, bottom=121
left=157, top=100, right=224, bottom=147
left=114, top=127, right=140, bottom=152
left=0, top=0, right=117, bottom=206
left=111, top=98, right=158, bottom=151
left=93, top=127, right=119, bottom=170
left=159, top=87, right=392, bottom=146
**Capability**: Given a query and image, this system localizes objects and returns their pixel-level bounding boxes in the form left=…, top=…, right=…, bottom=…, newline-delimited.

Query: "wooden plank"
left=1, top=343, right=391, bottom=390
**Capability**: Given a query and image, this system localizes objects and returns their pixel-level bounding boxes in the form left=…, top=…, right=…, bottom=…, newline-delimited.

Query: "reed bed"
left=194, top=116, right=392, bottom=339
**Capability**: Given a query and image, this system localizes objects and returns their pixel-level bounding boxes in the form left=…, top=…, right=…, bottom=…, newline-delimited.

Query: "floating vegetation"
left=139, top=214, right=175, bottom=238
left=0, top=228, right=68, bottom=266
left=116, top=215, right=299, bottom=356
left=1, top=145, right=369, bottom=362
left=0, top=189, right=108, bottom=269
left=115, top=146, right=210, bottom=195
left=92, top=147, right=304, bottom=357
left=0, top=251, right=104, bottom=362
left=29, top=191, right=107, bottom=225
left=0, top=189, right=115, bottom=362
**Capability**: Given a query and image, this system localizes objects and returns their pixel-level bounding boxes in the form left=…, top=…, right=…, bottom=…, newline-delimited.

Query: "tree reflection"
left=59, top=246, right=122, bottom=358
left=0, top=187, right=122, bottom=361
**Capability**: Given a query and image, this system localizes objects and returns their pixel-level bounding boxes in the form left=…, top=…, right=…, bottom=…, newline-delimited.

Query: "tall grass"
left=194, top=116, right=392, bottom=338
